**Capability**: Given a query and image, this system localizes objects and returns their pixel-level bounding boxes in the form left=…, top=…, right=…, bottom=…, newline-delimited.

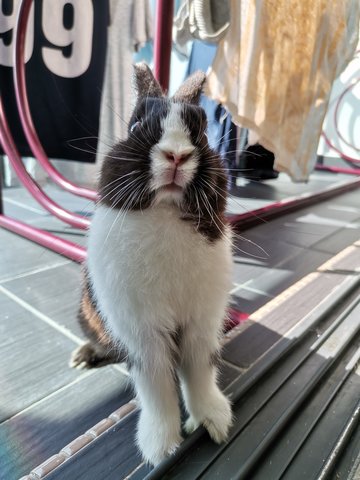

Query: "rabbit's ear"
left=172, top=71, right=206, bottom=104
left=133, top=63, right=163, bottom=98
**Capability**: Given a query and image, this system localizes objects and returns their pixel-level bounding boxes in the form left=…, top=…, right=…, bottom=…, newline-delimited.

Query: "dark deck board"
left=251, top=346, right=360, bottom=479
left=217, top=361, right=243, bottom=391
left=0, top=229, right=65, bottom=282
left=319, top=245, right=360, bottom=273
left=281, top=367, right=360, bottom=480
left=161, top=295, right=360, bottom=480
left=230, top=285, right=274, bottom=315
left=313, top=225, right=360, bottom=254
left=243, top=187, right=360, bottom=250
left=0, top=178, right=359, bottom=479
left=0, top=291, right=83, bottom=422
left=127, top=464, right=153, bottom=479
left=332, top=419, right=360, bottom=479
left=222, top=322, right=283, bottom=368
left=231, top=247, right=332, bottom=315
left=250, top=215, right=340, bottom=249
left=224, top=272, right=347, bottom=367
left=45, top=413, right=140, bottom=480
left=205, top=343, right=360, bottom=480
left=0, top=368, right=132, bottom=480
left=233, top=233, right=305, bottom=270
left=3, top=262, right=84, bottom=338
left=231, top=233, right=321, bottom=298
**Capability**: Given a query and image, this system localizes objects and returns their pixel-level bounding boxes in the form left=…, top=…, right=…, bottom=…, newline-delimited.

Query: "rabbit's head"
left=99, top=63, right=228, bottom=241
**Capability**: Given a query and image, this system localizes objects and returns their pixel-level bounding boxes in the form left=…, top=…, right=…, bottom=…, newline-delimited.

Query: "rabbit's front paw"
left=137, top=413, right=182, bottom=465
left=187, top=391, right=232, bottom=444
left=184, top=415, right=199, bottom=435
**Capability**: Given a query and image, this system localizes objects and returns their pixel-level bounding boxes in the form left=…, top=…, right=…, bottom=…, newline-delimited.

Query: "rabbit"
left=70, top=63, right=233, bottom=465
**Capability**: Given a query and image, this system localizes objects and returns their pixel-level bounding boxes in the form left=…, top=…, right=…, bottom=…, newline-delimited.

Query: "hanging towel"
left=206, top=0, right=360, bottom=181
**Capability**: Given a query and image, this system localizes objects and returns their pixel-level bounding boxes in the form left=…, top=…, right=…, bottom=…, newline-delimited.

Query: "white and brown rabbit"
left=71, top=63, right=233, bottom=465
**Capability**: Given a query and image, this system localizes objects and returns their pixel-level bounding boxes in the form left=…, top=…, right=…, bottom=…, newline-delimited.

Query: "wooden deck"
left=1, top=171, right=359, bottom=480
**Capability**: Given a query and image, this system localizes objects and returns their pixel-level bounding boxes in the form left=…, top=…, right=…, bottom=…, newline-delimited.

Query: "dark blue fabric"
left=0, top=0, right=109, bottom=162
left=186, top=41, right=238, bottom=185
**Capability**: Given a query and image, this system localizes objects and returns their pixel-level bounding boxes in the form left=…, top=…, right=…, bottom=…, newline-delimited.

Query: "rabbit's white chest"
left=87, top=204, right=232, bottom=348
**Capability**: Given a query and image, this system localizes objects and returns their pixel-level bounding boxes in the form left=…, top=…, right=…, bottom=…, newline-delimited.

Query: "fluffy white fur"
left=87, top=104, right=233, bottom=465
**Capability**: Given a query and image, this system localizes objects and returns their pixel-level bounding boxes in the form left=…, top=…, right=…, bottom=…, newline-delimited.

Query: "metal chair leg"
left=0, top=96, right=90, bottom=230
left=0, top=214, right=86, bottom=262
left=13, top=0, right=98, bottom=201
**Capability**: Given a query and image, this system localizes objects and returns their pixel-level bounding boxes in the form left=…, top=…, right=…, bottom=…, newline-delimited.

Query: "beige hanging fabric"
left=205, top=0, right=360, bottom=181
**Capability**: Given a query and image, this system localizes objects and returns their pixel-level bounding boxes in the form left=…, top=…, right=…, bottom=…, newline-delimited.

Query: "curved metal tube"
left=0, top=214, right=86, bottom=263
left=0, top=96, right=90, bottom=230
left=14, top=0, right=98, bottom=201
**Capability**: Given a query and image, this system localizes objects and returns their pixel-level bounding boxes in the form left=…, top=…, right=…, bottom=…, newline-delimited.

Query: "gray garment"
left=96, top=0, right=152, bottom=167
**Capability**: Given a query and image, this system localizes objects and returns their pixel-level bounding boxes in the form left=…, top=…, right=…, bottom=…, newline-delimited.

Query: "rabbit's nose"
left=163, top=151, right=192, bottom=166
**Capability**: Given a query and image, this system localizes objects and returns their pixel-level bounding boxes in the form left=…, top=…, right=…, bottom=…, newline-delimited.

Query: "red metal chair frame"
left=0, top=96, right=87, bottom=262
left=0, top=0, right=359, bottom=263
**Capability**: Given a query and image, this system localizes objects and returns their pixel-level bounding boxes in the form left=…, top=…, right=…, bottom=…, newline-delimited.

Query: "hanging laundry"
left=96, top=0, right=153, bottom=165
left=0, top=0, right=109, bottom=162
left=206, top=0, right=360, bottom=181
left=174, top=0, right=230, bottom=46
left=185, top=40, right=238, bottom=186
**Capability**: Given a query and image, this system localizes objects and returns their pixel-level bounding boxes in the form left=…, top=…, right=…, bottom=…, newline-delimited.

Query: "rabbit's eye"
left=130, top=121, right=141, bottom=133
